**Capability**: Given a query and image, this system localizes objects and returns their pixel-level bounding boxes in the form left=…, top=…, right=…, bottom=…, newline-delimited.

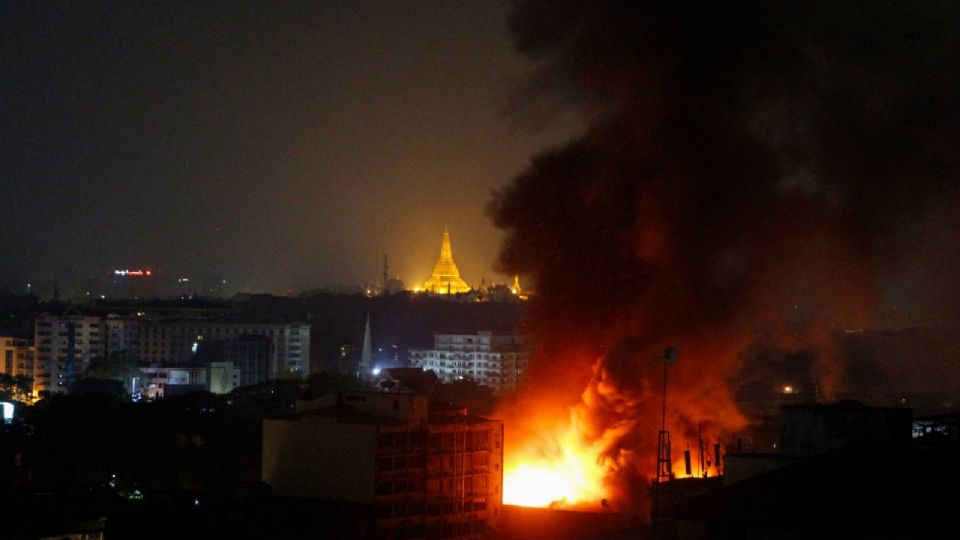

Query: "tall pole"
left=662, top=358, right=667, bottom=435
left=382, top=254, right=389, bottom=296
left=654, top=346, right=677, bottom=534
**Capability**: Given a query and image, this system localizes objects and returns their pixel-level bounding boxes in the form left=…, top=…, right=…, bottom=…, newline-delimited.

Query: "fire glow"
left=501, top=358, right=640, bottom=510
left=502, top=406, right=609, bottom=508
left=500, top=346, right=745, bottom=510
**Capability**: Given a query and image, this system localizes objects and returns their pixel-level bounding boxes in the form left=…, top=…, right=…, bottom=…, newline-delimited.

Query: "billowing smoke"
left=490, top=1, right=960, bottom=511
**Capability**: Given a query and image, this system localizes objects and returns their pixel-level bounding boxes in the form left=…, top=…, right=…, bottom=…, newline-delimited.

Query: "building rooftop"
left=675, top=440, right=960, bottom=537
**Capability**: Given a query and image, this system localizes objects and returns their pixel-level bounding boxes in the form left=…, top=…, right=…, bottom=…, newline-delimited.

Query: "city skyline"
left=8, top=227, right=520, bottom=300
left=0, top=1, right=583, bottom=295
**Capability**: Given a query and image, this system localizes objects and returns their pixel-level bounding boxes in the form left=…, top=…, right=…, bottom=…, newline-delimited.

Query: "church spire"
left=359, top=314, right=373, bottom=379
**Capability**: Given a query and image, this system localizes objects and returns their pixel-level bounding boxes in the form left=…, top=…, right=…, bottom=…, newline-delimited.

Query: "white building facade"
left=34, top=314, right=106, bottom=393
left=135, top=320, right=310, bottom=377
left=408, top=331, right=530, bottom=393
left=0, top=336, right=35, bottom=380
left=31, top=312, right=310, bottom=395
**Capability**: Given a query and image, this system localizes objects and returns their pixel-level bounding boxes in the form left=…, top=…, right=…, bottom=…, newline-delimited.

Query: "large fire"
left=502, top=405, right=609, bottom=508
left=500, top=347, right=747, bottom=511
left=485, top=0, right=960, bottom=521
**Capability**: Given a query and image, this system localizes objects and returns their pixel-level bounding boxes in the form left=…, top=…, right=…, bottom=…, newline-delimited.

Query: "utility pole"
left=653, top=346, right=678, bottom=535
left=382, top=254, right=389, bottom=296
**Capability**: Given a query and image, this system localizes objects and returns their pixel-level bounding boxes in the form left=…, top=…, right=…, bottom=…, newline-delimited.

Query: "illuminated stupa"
left=422, top=229, right=471, bottom=294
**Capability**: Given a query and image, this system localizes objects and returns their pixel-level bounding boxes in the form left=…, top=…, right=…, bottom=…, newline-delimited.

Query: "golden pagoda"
left=422, top=229, right=472, bottom=294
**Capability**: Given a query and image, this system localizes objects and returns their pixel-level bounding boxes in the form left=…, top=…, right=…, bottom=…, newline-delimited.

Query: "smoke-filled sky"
left=490, top=1, right=960, bottom=511
left=0, top=1, right=581, bottom=295
left=492, top=0, right=960, bottom=333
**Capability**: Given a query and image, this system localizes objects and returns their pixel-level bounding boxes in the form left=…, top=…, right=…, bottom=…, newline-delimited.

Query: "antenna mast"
left=382, top=254, right=389, bottom=296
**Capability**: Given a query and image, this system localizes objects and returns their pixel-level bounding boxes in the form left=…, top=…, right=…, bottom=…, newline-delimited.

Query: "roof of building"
left=675, top=440, right=960, bottom=537
left=781, top=399, right=912, bottom=414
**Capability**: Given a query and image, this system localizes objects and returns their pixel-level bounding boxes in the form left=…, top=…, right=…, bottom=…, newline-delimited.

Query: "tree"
left=78, top=350, right=145, bottom=397
left=304, top=372, right=363, bottom=399
left=0, top=373, right=32, bottom=402
left=13, top=374, right=32, bottom=401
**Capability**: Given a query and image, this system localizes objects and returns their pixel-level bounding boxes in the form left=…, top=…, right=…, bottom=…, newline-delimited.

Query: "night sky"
left=0, top=1, right=581, bottom=295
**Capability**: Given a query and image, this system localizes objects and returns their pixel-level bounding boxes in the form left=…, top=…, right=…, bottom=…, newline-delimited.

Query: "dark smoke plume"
left=490, top=0, right=960, bottom=510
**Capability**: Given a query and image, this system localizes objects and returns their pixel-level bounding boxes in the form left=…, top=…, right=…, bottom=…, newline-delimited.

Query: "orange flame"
left=502, top=343, right=748, bottom=510
left=502, top=359, right=642, bottom=510
left=502, top=406, right=610, bottom=508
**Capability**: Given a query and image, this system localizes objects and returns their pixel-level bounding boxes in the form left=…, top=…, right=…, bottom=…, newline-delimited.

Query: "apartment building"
left=33, top=313, right=106, bottom=393
left=263, top=391, right=503, bottom=539
left=136, top=320, right=310, bottom=377
left=408, top=332, right=529, bottom=393
left=0, top=336, right=35, bottom=380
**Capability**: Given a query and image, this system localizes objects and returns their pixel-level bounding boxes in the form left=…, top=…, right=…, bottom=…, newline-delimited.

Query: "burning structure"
left=262, top=391, right=503, bottom=539
left=488, top=0, right=960, bottom=521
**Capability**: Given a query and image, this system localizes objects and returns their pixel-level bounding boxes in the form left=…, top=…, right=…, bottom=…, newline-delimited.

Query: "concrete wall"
left=723, top=454, right=798, bottom=485
left=262, top=418, right=377, bottom=502
left=339, top=391, right=428, bottom=423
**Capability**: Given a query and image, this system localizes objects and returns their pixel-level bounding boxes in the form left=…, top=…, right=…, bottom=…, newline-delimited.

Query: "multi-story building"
left=263, top=391, right=503, bottom=539
left=194, top=335, right=271, bottom=386
left=136, top=320, right=310, bottom=377
left=33, top=313, right=106, bottom=393
left=30, top=311, right=309, bottom=395
left=137, top=363, right=244, bottom=398
left=408, top=332, right=529, bottom=393
left=105, top=314, right=140, bottom=356
left=139, top=365, right=209, bottom=399
left=0, top=336, right=35, bottom=380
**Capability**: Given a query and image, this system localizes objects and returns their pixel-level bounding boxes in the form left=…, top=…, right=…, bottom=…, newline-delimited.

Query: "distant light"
left=413, top=287, right=421, bottom=293
left=1, top=402, right=13, bottom=424
left=0, top=401, right=13, bottom=424
left=191, top=342, right=199, bottom=353
left=372, top=367, right=381, bottom=376
left=782, top=385, right=794, bottom=394
left=99, top=295, right=106, bottom=299
left=114, top=269, right=149, bottom=277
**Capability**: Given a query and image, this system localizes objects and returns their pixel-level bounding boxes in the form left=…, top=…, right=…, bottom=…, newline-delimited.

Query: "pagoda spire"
left=422, top=229, right=471, bottom=294
left=439, top=229, right=454, bottom=263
